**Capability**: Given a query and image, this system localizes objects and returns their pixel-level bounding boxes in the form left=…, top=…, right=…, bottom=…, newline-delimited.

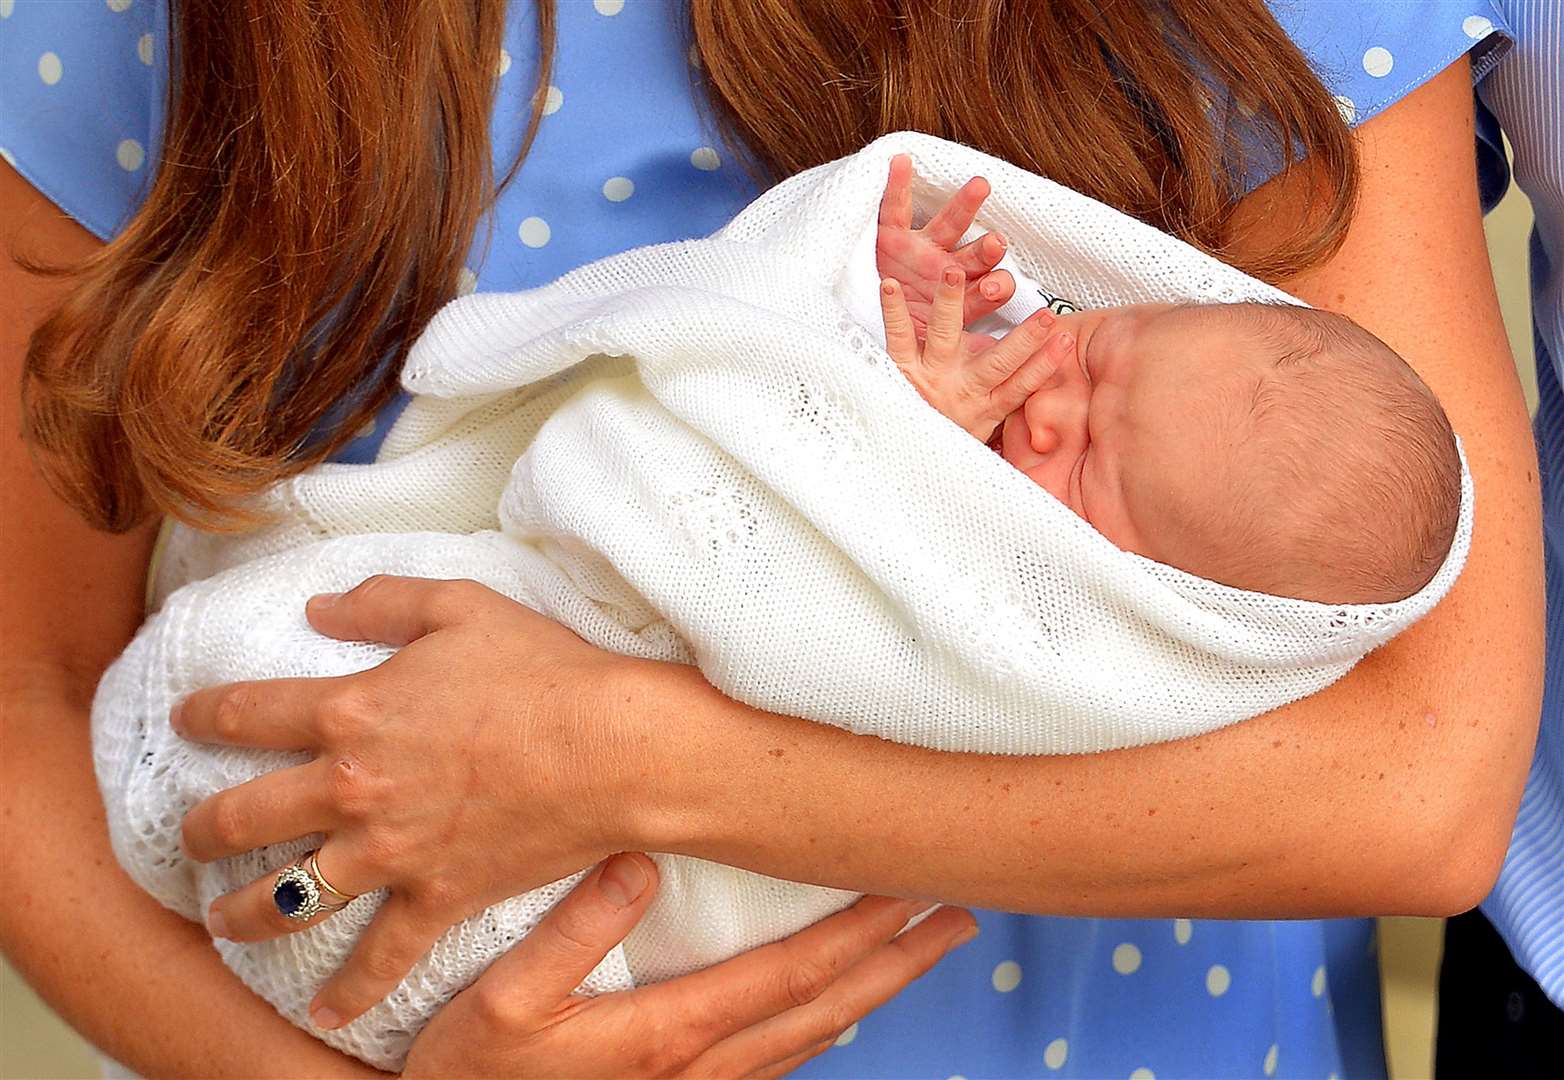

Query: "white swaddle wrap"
left=92, top=133, right=1473, bottom=1069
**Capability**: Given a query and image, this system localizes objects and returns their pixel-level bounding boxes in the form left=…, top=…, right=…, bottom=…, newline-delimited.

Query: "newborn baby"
left=872, top=157, right=1461, bottom=606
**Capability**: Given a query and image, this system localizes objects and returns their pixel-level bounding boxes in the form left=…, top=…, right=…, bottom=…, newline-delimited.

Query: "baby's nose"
left=1024, top=387, right=1088, bottom=455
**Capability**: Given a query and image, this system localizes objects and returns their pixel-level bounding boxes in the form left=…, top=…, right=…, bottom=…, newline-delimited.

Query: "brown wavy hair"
left=19, top=0, right=1356, bottom=532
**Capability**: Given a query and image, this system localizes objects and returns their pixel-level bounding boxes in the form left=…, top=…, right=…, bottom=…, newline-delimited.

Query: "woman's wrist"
left=600, top=656, right=736, bottom=858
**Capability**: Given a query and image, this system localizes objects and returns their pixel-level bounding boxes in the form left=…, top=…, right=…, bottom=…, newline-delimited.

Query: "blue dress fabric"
left=0, top=2, right=1519, bottom=1076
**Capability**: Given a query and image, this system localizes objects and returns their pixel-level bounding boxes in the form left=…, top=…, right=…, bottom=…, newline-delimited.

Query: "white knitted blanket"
left=91, top=133, right=1473, bottom=1069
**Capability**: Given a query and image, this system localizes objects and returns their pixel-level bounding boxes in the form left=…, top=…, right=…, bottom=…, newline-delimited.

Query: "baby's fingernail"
left=991, top=232, right=1006, bottom=249
left=206, top=907, right=229, bottom=939
left=943, top=267, right=962, bottom=286
left=881, top=279, right=897, bottom=295
left=982, top=279, right=1001, bottom=299
left=310, top=1005, right=344, bottom=1030
left=1057, top=333, right=1075, bottom=347
left=599, top=854, right=649, bottom=908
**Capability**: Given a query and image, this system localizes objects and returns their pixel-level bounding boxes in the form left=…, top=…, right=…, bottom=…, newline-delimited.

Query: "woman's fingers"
left=463, top=854, right=660, bottom=1022
left=878, top=279, right=920, bottom=368
left=180, top=758, right=337, bottom=863
left=172, top=676, right=344, bottom=751
left=308, top=893, right=445, bottom=1030
left=306, top=574, right=499, bottom=647
left=684, top=904, right=979, bottom=1077
left=206, top=843, right=379, bottom=944
left=642, top=895, right=927, bottom=1052
left=877, top=154, right=914, bottom=232
left=922, top=175, right=990, bottom=248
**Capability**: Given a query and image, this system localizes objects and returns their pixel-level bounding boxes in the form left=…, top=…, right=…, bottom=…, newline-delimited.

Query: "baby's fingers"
left=925, top=267, right=967, bottom=366
left=922, top=176, right=990, bottom=248
left=966, top=267, right=1015, bottom=325
left=879, top=279, right=920, bottom=370
left=974, top=309, right=1056, bottom=388
left=878, top=154, right=915, bottom=232
left=991, top=328, right=1076, bottom=418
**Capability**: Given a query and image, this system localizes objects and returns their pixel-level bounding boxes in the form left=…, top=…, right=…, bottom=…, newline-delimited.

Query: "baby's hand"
left=880, top=266, right=1073, bottom=442
left=877, top=154, right=1015, bottom=338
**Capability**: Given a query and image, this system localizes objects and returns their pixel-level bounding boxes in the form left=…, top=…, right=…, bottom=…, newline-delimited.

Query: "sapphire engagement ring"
left=272, top=849, right=359, bottom=922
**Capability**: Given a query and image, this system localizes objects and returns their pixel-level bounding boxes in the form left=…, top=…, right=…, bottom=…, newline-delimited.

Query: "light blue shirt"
left=0, top=1, right=1526, bottom=1075
left=1475, top=0, right=1564, bottom=1014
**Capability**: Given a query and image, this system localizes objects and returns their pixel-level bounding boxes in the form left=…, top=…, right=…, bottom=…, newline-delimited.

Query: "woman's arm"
left=614, top=57, right=1543, bottom=918
left=0, top=162, right=384, bottom=1077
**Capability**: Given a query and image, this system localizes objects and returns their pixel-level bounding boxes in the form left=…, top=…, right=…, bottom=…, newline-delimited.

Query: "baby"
left=871, top=156, right=1461, bottom=606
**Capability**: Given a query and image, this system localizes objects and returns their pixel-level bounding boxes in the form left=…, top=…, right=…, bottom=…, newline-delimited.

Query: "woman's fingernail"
left=952, top=923, right=980, bottom=948
left=207, top=907, right=229, bottom=939
left=599, top=855, right=649, bottom=908
left=309, top=592, right=344, bottom=611
left=310, top=1006, right=344, bottom=1031
left=169, top=698, right=185, bottom=734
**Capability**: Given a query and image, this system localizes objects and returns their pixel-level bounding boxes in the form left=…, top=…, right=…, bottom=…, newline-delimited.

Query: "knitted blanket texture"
left=91, top=133, right=1473, bottom=1069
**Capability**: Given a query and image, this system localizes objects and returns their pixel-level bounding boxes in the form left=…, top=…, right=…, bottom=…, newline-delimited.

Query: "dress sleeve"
left=1268, top=0, right=1512, bottom=128
left=0, top=0, right=168, bottom=241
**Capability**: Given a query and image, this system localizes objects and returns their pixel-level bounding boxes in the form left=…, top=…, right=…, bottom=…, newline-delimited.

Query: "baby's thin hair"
left=1207, top=303, right=1462, bottom=605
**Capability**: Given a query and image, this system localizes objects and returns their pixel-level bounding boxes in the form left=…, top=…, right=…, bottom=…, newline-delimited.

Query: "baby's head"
left=997, top=301, right=1461, bottom=604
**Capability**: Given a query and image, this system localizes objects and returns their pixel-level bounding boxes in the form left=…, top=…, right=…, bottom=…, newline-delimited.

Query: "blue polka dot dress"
left=0, top=2, right=1515, bottom=1076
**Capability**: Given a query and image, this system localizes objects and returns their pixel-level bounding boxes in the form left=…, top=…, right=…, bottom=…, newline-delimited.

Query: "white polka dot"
left=116, top=139, right=145, bottom=172
left=834, top=1022, right=858, bottom=1047
left=690, top=146, right=721, bottom=171
left=991, top=960, right=1022, bottom=992
left=602, top=176, right=635, bottom=202
left=543, top=85, right=564, bottom=115
left=1463, top=15, right=1495, bottom=39
left=38, top=52, right=63, bottom=86
left=0, top=1, right=14, bottom=19
left=1130, top=1069, right=1156, bottom=1080
left=1334, top=95, right=1357, bottom=124
left=1044, top=1037, right=1068, bottom=1070
left=1311, top=964, right=1327, bottom=997
left=948, top=1075, right=968, bottom=1080
left=1111, top=942, right=1142, bottom=975
left=1263, top=1043, right=1279, bottom=1077
left=1205, top=964, right=1231, bottom=997
left=1363, top=46, right=1394, bottom=78
left=496, top=48, right=511, bottom=77
left=1172, top=918, right=1192, bottom=945
left=0, top=147, right=15, bottom=169
left=518, top=216, right=551, bottom=248
left=456, top=267, right=478, bottom=295
left=106, top=0, right=132, bottom=11
left=593, top=0, right=625, bottom=14
left=137, top=33, right=154, bottom=66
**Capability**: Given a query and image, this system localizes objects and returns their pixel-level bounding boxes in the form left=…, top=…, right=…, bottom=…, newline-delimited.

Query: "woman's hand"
left=173, top=575, right=658, bottom=1028
left=404, top=854, right=977, bottom=1078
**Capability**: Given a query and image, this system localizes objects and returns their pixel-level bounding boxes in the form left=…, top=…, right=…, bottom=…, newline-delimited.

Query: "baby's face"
left=996, top=303, right=1264, bottom=570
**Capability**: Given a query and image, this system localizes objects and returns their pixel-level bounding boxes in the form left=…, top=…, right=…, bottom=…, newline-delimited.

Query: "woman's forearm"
left=622, top=584, right=1536, bottom=920
left=0, top=673, right=383, bottom=1080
